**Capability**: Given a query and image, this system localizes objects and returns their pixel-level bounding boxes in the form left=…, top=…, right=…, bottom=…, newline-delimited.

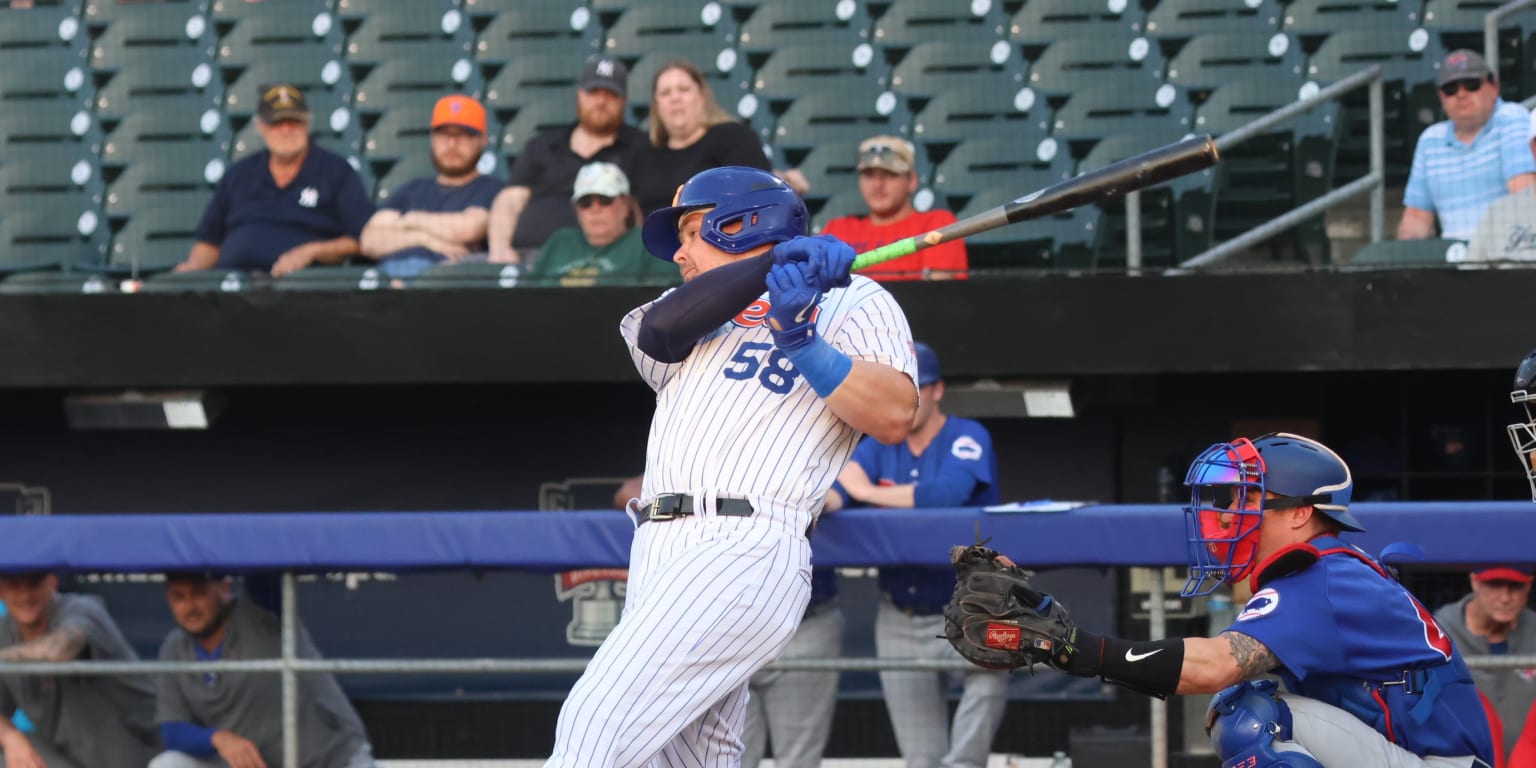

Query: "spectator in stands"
left=524, top=162, right=671, bottom=287
left=820, top=136, right=967, bottom=281
left=0, top=571, right=159, bottom=768
left=824, top=342, right=1004, bottom=768
left=1435, top=565, right=1536, bottom=760
left=488, top=55, right=647, bottom=267
left=359, top=95, right=503, bottom=281
left=1398, top=50, right=1535, bottom=242
left=150, top=572, right=375, bottom=768
left=177, top=84, right=374, bottom=277
left=630, top=59, right=773, bottom=214
left=1464, top=110, right=1536, bottom=261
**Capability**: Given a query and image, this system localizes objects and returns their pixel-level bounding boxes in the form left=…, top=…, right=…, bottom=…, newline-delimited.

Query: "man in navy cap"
left=1436, top=564, right=1536, bottom=758
left=825, top=341, right=1007, bottom=768
left=177, top=83, right=374, bottom=277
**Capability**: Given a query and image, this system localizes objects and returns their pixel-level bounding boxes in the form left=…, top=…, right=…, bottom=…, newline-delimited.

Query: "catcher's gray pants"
left=875, top=598, right=1008, bottom=768
left=743, top=601, right=844, bottom=768
left=1279, top=695, right=1486, bottom=768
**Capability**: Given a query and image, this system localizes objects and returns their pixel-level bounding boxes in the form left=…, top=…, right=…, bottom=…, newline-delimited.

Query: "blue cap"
left=915, top=342, right=942, bottom=386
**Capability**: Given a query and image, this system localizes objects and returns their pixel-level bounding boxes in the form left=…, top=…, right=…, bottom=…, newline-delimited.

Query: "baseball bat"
left=849, top=133, right=1220, bottom=271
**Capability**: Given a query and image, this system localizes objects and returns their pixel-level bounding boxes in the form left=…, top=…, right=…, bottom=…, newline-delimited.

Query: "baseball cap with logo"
left=1438, top=49, right=1493, bottom=87
left=257, top=84, right=309, bottom=123
left=431, top=94, right=487, bottom=134
left=914, top=341, right=942, bottom=386
left=572, top=161, right=630, bottom=201
left=579, top=55, right=628, bottom=99
left=857, top=135, right=916, bottom=174
left=1473, top=565, right=1533, bottom=584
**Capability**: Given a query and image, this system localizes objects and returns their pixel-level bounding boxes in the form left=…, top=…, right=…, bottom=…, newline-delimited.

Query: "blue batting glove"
left=765, top=261, right=822, bottom=352
left=771, top=235, right=855, bottom=290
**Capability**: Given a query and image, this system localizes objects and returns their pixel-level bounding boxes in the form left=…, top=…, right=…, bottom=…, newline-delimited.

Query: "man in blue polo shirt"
left=177, top=84, right=374, bottom=276
left=1399, top=50, right=1535, bottom=242
left=359, top=95, right=503, bottom=280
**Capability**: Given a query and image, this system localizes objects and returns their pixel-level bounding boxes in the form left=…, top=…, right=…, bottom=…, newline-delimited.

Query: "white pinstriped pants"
left=546, top=508, right=812, bottom=768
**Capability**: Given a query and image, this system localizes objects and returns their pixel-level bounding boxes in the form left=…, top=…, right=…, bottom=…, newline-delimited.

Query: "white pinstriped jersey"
left=619, top=273, right=917, bottom=526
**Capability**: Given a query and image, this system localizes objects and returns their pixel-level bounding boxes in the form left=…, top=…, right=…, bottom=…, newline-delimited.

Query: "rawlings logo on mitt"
left=943, top=536, right=1081, bottom=671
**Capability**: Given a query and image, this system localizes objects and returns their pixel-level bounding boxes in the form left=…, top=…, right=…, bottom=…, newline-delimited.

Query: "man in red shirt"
left=820, top=135, right=967, bottom=281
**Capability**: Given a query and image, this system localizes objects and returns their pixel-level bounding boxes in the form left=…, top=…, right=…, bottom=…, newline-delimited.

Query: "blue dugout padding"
left=0, top=502, right=1530, bottom=573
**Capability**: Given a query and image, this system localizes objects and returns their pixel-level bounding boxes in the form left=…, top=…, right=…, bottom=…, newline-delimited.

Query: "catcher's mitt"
left=943, top=538, right=1080, bottom=671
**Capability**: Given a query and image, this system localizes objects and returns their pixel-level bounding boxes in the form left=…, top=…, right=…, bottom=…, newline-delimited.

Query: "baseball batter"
left=827, top=342, right=1005, bottom=768
left=742, top=567, right=843, bottom=768
left=545, top=166, right=918, bottom=768
left=945, top=433, right=1493, bottom=768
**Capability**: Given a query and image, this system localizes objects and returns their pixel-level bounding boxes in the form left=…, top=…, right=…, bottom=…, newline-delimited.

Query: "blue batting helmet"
left=1181, top=432, right=1359, bottom=597
left=642, top=166, right=808, bottom=261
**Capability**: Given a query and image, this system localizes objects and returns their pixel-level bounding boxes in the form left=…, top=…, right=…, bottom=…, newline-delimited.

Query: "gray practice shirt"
left=156, top=597, right=368, bottom=768
left=0, top=593, right=159, bottom=768
left=1435, top=594, right=1536, bottom=756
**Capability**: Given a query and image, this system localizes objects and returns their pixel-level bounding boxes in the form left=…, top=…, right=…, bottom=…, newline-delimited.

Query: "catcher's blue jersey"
left=1225, top=536, right=1493, bottom=764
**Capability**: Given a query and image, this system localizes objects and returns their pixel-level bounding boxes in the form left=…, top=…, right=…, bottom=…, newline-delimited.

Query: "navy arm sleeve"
left=636, top=251, right=772, bottom=363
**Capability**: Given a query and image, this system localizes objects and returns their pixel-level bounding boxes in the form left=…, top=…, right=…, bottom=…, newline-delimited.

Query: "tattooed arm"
left=0, top=625, right=88, bottom=663
left=1176, top=631, right=1279, bottom=695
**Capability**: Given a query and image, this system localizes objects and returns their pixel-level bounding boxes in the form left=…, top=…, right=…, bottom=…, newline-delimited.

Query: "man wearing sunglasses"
left=524, top=162, right=668, bottom=287
left=1400, top=50, right=1535, bottom=242
left=949, top=433, right=1494, bottom=768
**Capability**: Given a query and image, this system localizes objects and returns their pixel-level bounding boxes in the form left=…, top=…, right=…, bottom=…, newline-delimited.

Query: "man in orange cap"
left=359, top=94, right=505, bottom=280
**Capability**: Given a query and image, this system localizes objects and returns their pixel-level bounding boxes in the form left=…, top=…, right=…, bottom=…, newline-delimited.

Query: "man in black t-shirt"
left=487, top=55, right=647, bottom=267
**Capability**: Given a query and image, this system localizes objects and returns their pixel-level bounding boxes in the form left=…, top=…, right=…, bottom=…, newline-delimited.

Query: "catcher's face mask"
left=1182, top=438, right=1267, bottom=597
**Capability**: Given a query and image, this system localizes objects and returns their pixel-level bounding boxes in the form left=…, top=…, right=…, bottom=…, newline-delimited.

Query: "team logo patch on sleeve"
left=952, top=435, right=983, bottom=460
left=1236, top=588, right=1280, bottom=621
left=984, top=623, right=1022, bottom=650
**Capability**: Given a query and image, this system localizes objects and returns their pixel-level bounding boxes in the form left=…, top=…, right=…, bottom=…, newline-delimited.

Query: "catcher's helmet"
left=1507, top=346, right=1536, bottom=500
left=642, top=166, right=807, bottom=261
left=1181, top=432, right=1358, bottom=597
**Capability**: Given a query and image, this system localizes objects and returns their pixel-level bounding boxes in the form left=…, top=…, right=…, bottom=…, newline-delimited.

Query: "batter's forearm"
left=822, top=360, right=917, bottom=444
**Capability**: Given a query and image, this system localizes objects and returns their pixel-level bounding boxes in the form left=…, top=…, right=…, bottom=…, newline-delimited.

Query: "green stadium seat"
left=87, top=2, right=215, bottom=54
left=770, top=86, right=905, bottom=154
left=0, top=271, right=119, bottom=295
left=373, top=158, right=438, bottom=204
left=602, top=3, right=738, bottom=60
left=1347, top=238, right=1467, bottom=266
left=812, top=189, right=868, bottom=233
left=1421, top=0, right=1524, bottom=99
left=102, top=99, right=232, bottom=170
left=0, top=102, right=101, bottom=153
left=361, top=93, right=441, bottom=161
left=210, top=0, right=332, bottom=28
left=628, top=47, right=752, bottom=129
left=1165, top=32, right=1307, bottom=102
left=1025, top=35, right=1167, bottom=109
left=352, top=52, right=482, bottom=120
left=953, top=185, right=1099, bottom=272
left=910, top=84, right=1051, bottom=157
left=470, top=1, right=600, bottom=62
left=500, top=98, right=572, bottom=166
left=1049, top=83, right=1195, bottom=163
left=140, top=269, right=262, bottom=293
left=1009, top=0, right=1145, bottom=62
left=341, top=0, right=472, bottom=68
left=222, top=53, right=355, bottom=125
left=1145, top=0, right=1283, bottom=52
left=92, top=47, right=222, bottom=122
left=104, top=151, right=221, bottom=220
left=872, top=0, right=1008, bottom=54
left=889, top=40, right=1027, bottom=106
left=1305, top=28, right=1447, bottom=186
left=0, top=145, right=104, bottom=201
left=0, top=206, right=108, bottom=273
left=230, top=90, right=362, bottom=159
left=1282, top=0, right=1425, bottom=53
left=482, top=48, right=596, bottom=122
left=1079, top=128, right=1212, bottom=268
left=1194, top=73, right=1342, bottom=260
left=746, top=44, right=887, bottom=121
left=104, top=205, right=199, bottom=275
left=0, top=48, right=94, bottom=109
left=931, top=138, right=1074, bottom=213
left=736, top=0, right=872, bottom=62
left=216, top=10, right=345, bottom=68
left=273, top=265, right=387, bottom=291
left=82, top=0, right=203, bottom=29
left=411, top=261, right=524, bottom=289
left=787, top=141, right=860, bottom=210
left=0, top=2, right=87, bottom=53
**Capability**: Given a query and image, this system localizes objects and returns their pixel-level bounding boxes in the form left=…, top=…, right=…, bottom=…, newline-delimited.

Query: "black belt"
left=639, top=493, right=754, bottom=524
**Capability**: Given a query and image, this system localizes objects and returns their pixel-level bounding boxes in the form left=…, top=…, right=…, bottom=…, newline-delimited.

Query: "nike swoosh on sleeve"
left=1124, top=648, right=1163, bottom=663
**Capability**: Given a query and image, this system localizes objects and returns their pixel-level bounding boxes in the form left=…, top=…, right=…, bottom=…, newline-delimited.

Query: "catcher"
left=945, top=433, right=1495, bottom=768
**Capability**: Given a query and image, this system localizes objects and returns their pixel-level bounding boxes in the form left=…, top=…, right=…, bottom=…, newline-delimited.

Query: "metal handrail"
left=1175, top=65, right=1385, bottom=270
left=1487, top=0, right=1536, bottom=80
